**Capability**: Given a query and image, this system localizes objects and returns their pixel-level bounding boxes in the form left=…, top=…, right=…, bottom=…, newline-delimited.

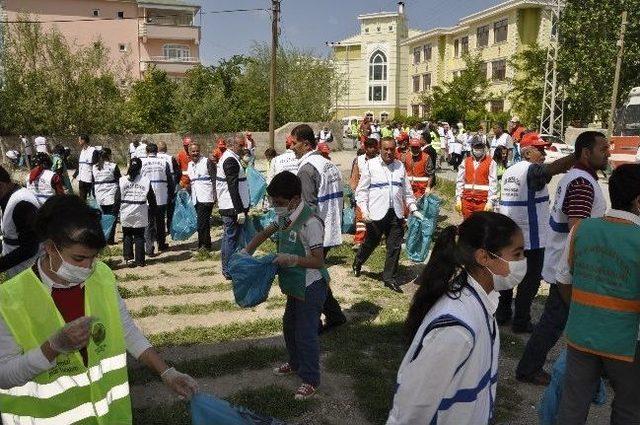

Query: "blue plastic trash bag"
left=238, top=219, right=257, bottom=249
left=342, top=206, right=355, bottom=234
left=101, top=214, right=116, bottom=239
left=247, top=166, right=267, bottom=207
left=405, top=195, right=441, bottom=262
left=253, top=209, right=276, bottom=232
left=87, top=195, right=99, bottom=210
left=170, top=190, right=198, bottom=241
left=229, top=252, right=277, bottom=307
left=191, top=393, right=286, bottom=425
left=538, top=349, right=607, bottom=425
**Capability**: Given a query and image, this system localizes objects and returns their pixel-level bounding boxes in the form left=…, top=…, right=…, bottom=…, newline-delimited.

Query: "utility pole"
left=540, top=0, right=563, bottom=136
left=268, top=0, right=280, bottom=150
left=607, top=11, right=627, bottom=137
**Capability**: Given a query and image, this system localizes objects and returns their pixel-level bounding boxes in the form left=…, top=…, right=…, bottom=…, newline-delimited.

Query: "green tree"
left=421, top=54, right=491, bottom=128
left=558, top=0, right=640, bottom=125
left=124, top=66, right=177, bottom=133
left=508, top=44, right=546, bottom=128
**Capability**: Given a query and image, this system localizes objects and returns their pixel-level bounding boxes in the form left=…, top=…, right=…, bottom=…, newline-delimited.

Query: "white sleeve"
left=556, top=226, right=577, bottom=285
left=119, top=295, right=152, bottom=359
left=266, top=158, right=276, bottom=184
left=387, top=326, right=474, bottom=425
left=0, top=316, right=56, bottom=389
left=455, top=160, right=466, bottom=200
left=488, top=160, right=498, bottom=202
left=355, top=162, right=372, bottom=216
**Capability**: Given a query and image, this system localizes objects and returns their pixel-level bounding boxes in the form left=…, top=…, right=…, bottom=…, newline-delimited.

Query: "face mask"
left=274, top=200, right=293, bottom=218
left=472, top=148, right=485, bottom=159
left=50, top=245, right=94, bottom=285
left=242, top=154, right=252, bottom=163
left=485, top=253, right=527, bottom=291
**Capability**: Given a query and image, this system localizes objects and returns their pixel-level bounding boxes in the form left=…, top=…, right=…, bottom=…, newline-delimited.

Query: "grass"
left=494, top=379, right=524, bottom=422
left=192, top=249, right=220, bottom=261
left=133, top=403, right=190, bottom=425
left=265, top=296, right=287, bottom=310
left=117, top=283, right=224, bottom=299
left=435, top=177, right=456, bottom=207
left=500, top=332, right=526, bottom=359
left=118, top=273, right=143, bottom=282
left=99, top=245, right=123, bottom=259
left=131, top=300, right=240, bottom=318
left=129, top=345, right=286, bottom=385
left=228, top=385, right=316, bottom=421
left=149, top=318, right=282, bottom=347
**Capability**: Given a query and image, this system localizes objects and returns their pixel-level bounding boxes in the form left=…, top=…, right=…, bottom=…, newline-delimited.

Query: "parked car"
left=540, top=134, right=575, bottom=163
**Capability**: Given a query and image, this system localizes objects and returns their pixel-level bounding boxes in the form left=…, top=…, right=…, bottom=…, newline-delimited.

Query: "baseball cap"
left=409, top=138, right=421, bottom=147
left=471, top=137, right=486, bottom=147
left=182, top=137, right=192, bottom=146
left=520, top=132, right=550, bottom=149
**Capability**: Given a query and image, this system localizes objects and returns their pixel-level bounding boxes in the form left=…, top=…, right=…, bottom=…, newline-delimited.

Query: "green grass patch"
left=198, top=270, right=218, bottom=277
left=131, top=300, right=240, bottom=318
left=435, top=177, right=456, bottom=206
left=118, top=273, right=143, bottom=282
left=265, top=297, right=287, bottom=310
left=192, top=249, right=218, bottom=261
left=129, top=345, right=286, bottom=385
left=99, top=245, right=123, bottom=259
left=494, top=379, right=524, bottom=422
left=133, top=403, right=189, bottom=425
left=117, top=284, right=220, bottom=299
left=149, top=318, right=282, bottom=347
left=228, top=384, right=316, bottom=421
left=158, top=270, right=176, bottom=278
left=500, top=332, right=526, bottom=359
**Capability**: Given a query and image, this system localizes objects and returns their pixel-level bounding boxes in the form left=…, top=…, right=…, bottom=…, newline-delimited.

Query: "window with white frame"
left=368, top=50, right=388, bottom=102
left=412, top=76, right=420, bottom=93
left=411, top=105, right=420, bottom=116
left=423, top=44, right=432, bottom=61
left=413, top=47, right=421, bottom=65
left=461, top=36, right=469, bottom=55
left=477, top=25, right=489, bottom=47
left=492, top=59, right=506, bottom=81
left=494, top=19, right=508, bottom=43
left=423, top=73, right=431, bottom=90
left=163, top=44, right=190, bottom=60
left=454, top=39, right=460, bottom=57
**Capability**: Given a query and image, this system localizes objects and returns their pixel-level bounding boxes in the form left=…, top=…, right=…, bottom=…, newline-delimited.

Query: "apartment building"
left=1, top=0, right=201, bottom=79
left=331, top=0, right=555, bottom=120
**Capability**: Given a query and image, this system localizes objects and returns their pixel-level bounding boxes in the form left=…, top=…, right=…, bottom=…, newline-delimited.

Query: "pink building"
left=2, top=0, right=201, bottom=79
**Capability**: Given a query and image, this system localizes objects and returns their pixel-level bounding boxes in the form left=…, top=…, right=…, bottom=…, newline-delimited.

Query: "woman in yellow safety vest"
left=0, top=194, right=198, bottom=424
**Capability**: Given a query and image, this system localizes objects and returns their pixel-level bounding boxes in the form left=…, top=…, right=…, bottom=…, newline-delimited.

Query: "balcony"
left=138, top=19, right=200, bottom=44
left=140, top=56, right=200, bottom=75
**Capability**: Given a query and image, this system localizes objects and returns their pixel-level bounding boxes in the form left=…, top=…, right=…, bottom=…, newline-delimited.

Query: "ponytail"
left=404, top=212, right=520, bottom=343
left=127, top=157, right=142, bottom=181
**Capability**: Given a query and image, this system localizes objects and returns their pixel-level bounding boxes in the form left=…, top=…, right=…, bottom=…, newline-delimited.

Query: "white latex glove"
left=237, top=213, right=246, bottom=225
left=272, top=253, right=299, bottom=267
left=48, top=316, right=93, bottom=354
left=362, top=212, right=373, bottom=223
left=412, top=211, right=425, bottom=221
left=161, top=367, right=199, bottom=400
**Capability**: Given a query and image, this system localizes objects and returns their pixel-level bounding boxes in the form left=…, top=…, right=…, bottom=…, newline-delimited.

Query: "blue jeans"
left=283, top=278, right=328, bottom=387
left=221, top=215, right=243, bottom=278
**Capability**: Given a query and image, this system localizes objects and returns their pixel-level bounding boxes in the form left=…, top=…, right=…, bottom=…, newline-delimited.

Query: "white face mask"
left=274, top=200, right=294, bottom=218
left=50, top=245, right=94, bottom=285
left=485, top=253, right=527, bottom=291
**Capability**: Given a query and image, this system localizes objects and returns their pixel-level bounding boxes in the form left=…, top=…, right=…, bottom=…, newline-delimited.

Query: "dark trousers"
left=283, top=278, right=327, bottom=387
left=558, top=343, right=640, bottom=425
left=497, top=248, right=545, bottom=328
left=450, top=153, right=463, bottom=170
left=516, top=284, right=570, bottom=378
left=221, top=215, right=243, bottom=278
left=78, top=181, right=92, bottom=202
left=101, top=204, right=118, bottom=245
left=166, top=199, right=175, bottom=234
left=355, top=208, right=405, bottom=282
left=144, top=205, right=168, bottom=255
left=122, top=227, right=145, bottom=266
left=195, top=202, right=214, bottom=250
left=322, top=247, right=346, bottom=325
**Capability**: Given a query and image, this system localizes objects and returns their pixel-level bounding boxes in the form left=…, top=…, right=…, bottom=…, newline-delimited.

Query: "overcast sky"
left=198, top=0, right=504, bottom=64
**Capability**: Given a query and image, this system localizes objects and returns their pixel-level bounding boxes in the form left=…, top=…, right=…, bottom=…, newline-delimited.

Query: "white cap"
left=510, top=116, right=520, bottom=123
left=370, top=133, right=381, bottom=142
left=34, top=136, right=46, bottom=145
left=457, top=122, right=464, bottom=128
left=6, top=150, right=18, bottom=160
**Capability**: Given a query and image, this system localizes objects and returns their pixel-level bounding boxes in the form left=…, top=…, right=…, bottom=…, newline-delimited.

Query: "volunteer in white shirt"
left=26, top=152, right=65, bottom=206
left=92, top=148, right=121, bottom=245
left=189, top=142, right=218, bottom=252
left=72, top=135, right=98, bottom=202
left=516, top=131, right=610, bottom=386
left=0, top=195, right=197, bottom=422
left=388, top=212, right=525, bottom=425
left=497, top=132, right=575, bottom=334
left=34, top=136, right=49, bottom=154
left=318, top=127, right=333, bottom=144
left=141, top=143, right=175, bottom=255
left=119, top=158, right=157, bottom=268
left=267, top=136, right=299, bottom=183
left=490, top=123, right=512, bottom=157
left=353, top=137, right=422, bottom=293
left=158, top=141, right=180, bottom=235
left=129, top=140, right=147, bottom=159
left=439, top=122, right=455, bottom=166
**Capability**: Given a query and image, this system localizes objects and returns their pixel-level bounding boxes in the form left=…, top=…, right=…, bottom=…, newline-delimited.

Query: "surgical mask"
left=274, top=200, right=293, bottom=218
left=485, top=253, right=527, bottom=291
left=242, top=154, right=252, bottom=163
left=472, top=148, right=485, bottom=159
left=50, top=245, right=94, bottom=285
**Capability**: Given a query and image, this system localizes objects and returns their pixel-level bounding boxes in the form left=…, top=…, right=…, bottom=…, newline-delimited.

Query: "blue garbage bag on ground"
left=538, top=349, right=606, bottom=425
left=229, top=252, right=277, bottom=307
left=100, top=214, right=116, bottom=239
left=247, top=166, right=267, bottom=207
left=170, top=190, right=198, bottom=241
left=191, top=393, right=286, bottom=425
left=342, top=206, right=355, bottom=234
left=405, top=195, right=441, bottom=262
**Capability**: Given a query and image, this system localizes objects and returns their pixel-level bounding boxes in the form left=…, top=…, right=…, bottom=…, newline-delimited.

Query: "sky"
left=198, top=0, right=504, bottom=65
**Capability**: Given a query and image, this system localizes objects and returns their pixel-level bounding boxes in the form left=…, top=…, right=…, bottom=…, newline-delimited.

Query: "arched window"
left=368, top=50, right=388, bottom=102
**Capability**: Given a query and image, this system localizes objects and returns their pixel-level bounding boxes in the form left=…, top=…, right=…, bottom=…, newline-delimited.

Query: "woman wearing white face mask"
left=387, top=212, right=525, bottom=425
left=0, top=195, right=198, bottom=424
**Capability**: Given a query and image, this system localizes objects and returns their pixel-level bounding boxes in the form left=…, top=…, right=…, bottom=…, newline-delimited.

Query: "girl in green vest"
left=244, top=171, right=329, bottom=401
left=0, top=194, right=198, bottom=424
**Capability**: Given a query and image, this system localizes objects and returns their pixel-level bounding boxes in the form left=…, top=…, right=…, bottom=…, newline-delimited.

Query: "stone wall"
left=0, top=121, right=344, bottom=165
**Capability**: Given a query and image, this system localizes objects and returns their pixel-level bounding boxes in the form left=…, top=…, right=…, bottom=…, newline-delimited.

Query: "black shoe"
left=352, top=260, right=361, bottom=277
left=516, top=370, right=551, bottom=386
left=158, top=244, right=169, bottom=252
left=511, top=322, right=534, bottom=334
left=496, top=316, right=512, bottom=326
left=319, top=317, right=347, bottom=334
left=384, top=280, right=403, bottom=293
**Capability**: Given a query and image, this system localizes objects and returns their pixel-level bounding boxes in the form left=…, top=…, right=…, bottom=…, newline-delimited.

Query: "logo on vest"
left=91, top=321, right=107, bottom=346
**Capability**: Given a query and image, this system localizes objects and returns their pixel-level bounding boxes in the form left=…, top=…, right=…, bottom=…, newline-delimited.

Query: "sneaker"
left=273, top=363, right=295, bottom=376
left=516, top=370, right=551, bottom=386
left=294, top=383, right=316, bottom=400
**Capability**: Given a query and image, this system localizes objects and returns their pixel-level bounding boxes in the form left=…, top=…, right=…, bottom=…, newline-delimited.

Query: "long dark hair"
left=405, top=212, right=519, bottom=343
left=493, top=145, right=508, bottom=168
left=127, top=157, right=142, bottom=180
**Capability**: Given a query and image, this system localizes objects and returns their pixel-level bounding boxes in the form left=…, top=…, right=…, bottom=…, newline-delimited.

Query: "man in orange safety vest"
left=455, top=136, right=498, bottom=218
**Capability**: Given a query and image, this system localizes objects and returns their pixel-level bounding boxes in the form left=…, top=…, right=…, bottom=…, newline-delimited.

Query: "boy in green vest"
left=556, top=163, right=640, bottom=424
left=244, top=171, right=329, bottom=400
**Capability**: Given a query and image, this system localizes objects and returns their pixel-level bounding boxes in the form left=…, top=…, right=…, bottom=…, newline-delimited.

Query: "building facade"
left=331, top=0, right=555, bottom=121
left=1, top=0, right=201, bottom=79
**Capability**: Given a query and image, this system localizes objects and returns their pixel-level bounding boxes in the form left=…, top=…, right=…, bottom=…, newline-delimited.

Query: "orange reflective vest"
left=462, top=156, right=492, bottom=203
left=403, top=152, right=430, bottom=198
